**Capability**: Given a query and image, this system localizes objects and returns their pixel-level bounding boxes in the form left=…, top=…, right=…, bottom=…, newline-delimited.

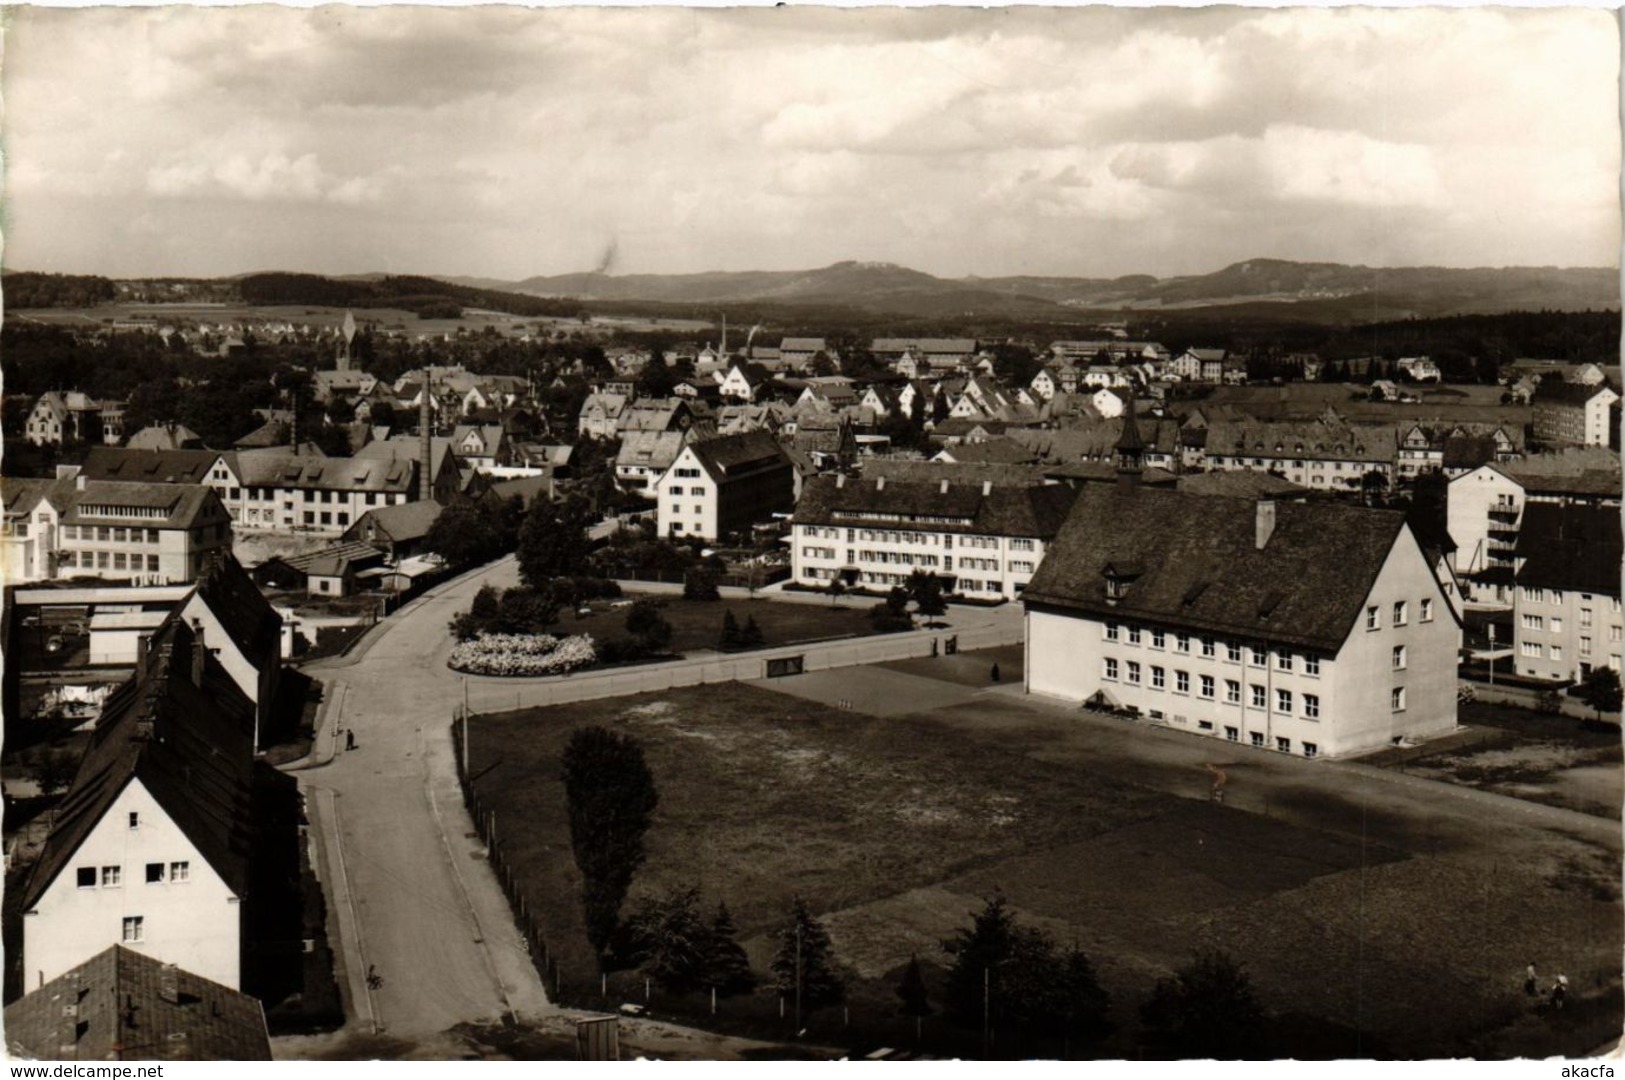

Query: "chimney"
left=1255, top=498, right=1276, bottom=550
left=875, top=476, right=885, bottom=491
left=158, top=964, right=180, bottom=1006
left=982, top=480, right=993, bottom=496
left=835, top=473, right=846, bottom=488
left=76, top=473, right=87, bottom=491
left=419, top=367, right=433, bottom=502
left=189, top=618, right=206, bottom=686
left=940, top=479, right=950, bottom=494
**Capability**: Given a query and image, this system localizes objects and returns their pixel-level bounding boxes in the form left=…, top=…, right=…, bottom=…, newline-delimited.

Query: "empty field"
left=468, top=678, right=1621, bottom=1058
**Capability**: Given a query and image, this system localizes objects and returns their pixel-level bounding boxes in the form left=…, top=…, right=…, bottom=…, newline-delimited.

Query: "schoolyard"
left=465, top=650, right=1621, bottom=1058
left=548, top=592, right=883, bottom=656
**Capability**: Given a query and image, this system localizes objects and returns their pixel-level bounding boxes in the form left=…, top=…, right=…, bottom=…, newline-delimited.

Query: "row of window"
left=59, top=551, right=162, bottom=572
left=1523, top=588, right=1621, bottom=611
left=231, top=487, right=401, bottom=507
left=1101, top=660, right=1325, bottom=718
left=63, top=526, right=162, bottom=543
left=1103, top=624, right=1325, bottom=675
left=666, top=486, right=708, bottom=497
left=1185, top=719, right=1318, bottom=758
left=76, top=861, right=191, bottom=888
left=1524, top=614, right=1621, bottom=636
left=302, top=511, right=350, bottom=527
left=1364, top=599, right=1434, bottom=631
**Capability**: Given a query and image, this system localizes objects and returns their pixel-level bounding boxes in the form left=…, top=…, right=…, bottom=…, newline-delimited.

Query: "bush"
left=684, top=566, right=721, bottom=602
left=625, top=599, right=673, bottom=653
left=447, top=633, right=597, bottom=676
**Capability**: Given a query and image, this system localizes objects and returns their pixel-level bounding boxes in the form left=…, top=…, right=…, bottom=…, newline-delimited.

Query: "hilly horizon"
left=444, top=257, right=1620, bottom=320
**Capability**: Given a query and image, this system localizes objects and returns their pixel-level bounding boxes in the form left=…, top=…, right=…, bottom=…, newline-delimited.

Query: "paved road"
left=298, top=558, right=554, bottom=1039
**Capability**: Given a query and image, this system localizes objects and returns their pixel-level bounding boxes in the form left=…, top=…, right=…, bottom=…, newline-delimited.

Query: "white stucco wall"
left=24, top=778, right=242, bottom=992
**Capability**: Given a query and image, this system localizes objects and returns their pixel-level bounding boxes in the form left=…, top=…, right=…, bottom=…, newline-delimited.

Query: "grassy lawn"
left=1382, top=700, right=1622, bottom=820
left=549, top=594, right=881, bottom=655
left=468, top=681, right=1621, bottom=1059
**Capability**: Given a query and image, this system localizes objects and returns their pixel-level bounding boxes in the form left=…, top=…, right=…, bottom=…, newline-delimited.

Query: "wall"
left=1325, top=527, right=1460, bottom=755
left=457, top=620, right=1020, bottom=714
left=1446, top=466, right=1522, bottom=576
left=24, top=780, right=241, bottom=992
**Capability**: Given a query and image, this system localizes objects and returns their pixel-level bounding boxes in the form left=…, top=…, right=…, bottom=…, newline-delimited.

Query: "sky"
left=2, top=5, right=1619, bottom=282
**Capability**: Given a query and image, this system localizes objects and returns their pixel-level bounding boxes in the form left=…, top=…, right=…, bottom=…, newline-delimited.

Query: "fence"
left=455, top=620, right=1022, bottom=715
left=451, top=713, right=577, bottom=1009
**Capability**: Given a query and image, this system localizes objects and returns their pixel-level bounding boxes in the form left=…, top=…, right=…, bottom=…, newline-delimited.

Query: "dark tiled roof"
left=1533, top=380, right=1615, bottom=404
left=1514, top=503, right=1622, bottom=596
left=348, top=499, right=444, bottom=542
left=688, top=430, right=791, bottom=477
left=1024, top=486, right=1409, bottom=652
left=63, top=482, right=225, bottom=531
left=487, top=476, right=554, bottom=509
left=190, top=554, right=282, bottom=672
left=794, top=474, right=1077, bottom=539
left=1175, top=471, right=1309, bottom=498
left=863, top=459, right=1053, bottom=488
left=279, top=541, right=386, bottom=575
left=4, top=946, right=270, bottom=1061
left=21, top=617, right=258, bottom=913
left=939, top=440, right=1040, bottom=465
left=80, top=448, right=219, bottom=485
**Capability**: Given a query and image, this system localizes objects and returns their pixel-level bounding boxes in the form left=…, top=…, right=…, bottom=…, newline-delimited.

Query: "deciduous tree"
left=561, top=727, right=659, bottom=964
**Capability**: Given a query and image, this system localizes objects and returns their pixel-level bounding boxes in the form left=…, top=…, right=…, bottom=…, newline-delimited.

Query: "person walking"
left=1550, top=974, right=1568, bottom=1011
left=990, top=662, right=1001, bottom=683
left=1524, top=963, right=1538, bottom=998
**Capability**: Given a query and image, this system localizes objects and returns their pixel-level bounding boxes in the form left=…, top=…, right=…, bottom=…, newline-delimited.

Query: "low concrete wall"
left=460, top=621, right=1021, bottom=714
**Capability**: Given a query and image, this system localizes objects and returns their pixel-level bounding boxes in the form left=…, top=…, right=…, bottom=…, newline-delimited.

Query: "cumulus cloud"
left=2, top=5, right=1616, bottom=279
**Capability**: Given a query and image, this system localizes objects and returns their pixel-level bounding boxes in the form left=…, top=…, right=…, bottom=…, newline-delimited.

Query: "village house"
left=1198, top=420, right=1396, bottom=490
left=450, top=424, right=510, bottom=472
left=25, top=392, right=127, bottom=448
left=1022, top=426, right=1461, bottom=759
left=19, top=617, right=280, bottom=992
left=653, top=430, right=796, bottom=542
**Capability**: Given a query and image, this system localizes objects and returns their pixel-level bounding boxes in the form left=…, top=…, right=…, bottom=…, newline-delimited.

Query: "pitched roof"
left=279, top=540, right=386, bottom=575
left=125, top=424, right=202, bottom=452
left=1514, top=503, right=1622, bottom=596
left=1533, top=380, right=1617, bottom=404
left=234, top=449, right=417, bottom=494
left=794, top=473, right=1078, bottom=539
left=21, top=617, right=258, bottom=912
left=779, top=337, right=828, bottom=352
left=1203, top=419, right=1397, bottom=463
left=4, top=946, right=271, bottom=1061
left=80, top=448, right=220, bottom=485
left=863, top=459, right=1054, bottom=488
left=62, top=482, right=226, bottom=530
left=352, top=435, right=458, bottom=484
left=188, top=554, right=282, bottom=669
left=1175, top=470, right=1310, bottom=498
left=1499, top=448, right=1622, bottom=497
left=1024, top=486, right=1411, bottom=652
left=487, top=476, right=554, bottom=509
left=872, top=338, right=977, bottom=354
left=350, top=499, right=444, bottom=542
left=685, top=430, right=791, bottom=479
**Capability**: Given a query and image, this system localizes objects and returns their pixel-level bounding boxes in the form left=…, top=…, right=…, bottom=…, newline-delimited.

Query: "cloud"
left=2, top=6, right=1616, bottom=279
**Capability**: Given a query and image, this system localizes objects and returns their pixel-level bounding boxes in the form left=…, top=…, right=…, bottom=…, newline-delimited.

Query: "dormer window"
left=1102, top=561, right=1143, bottom=603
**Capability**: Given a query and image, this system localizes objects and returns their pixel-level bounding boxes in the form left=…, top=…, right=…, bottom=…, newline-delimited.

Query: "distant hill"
left=234, top=272, right=583, bottom=319
left=473, top=257, right=1617, bottom=321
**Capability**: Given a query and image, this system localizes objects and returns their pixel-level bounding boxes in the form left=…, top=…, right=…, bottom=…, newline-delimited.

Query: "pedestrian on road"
left=346, top=729, right=357, bottom=751
left=1550, top=974, right=1568, bottom=1010
left=1524, top=963, right=1539, bottom=998
left=990, top=662, right=1001, bottom=683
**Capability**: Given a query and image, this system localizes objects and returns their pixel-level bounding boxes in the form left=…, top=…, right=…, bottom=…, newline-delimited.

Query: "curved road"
left=300, top=557, right=553, bottom=1039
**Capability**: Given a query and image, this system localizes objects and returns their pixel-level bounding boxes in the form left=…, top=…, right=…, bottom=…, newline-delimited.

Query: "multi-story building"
left=1532, top=381, right=1619, bottom=447
left=1198, top=420, right=1396, bottom=490
left=19, top=618, right=262, bottom=991
left=3, top=476, right=232, bottom=585
left=1022, top=422, right=1459, bottom=759
left=1511, top=504, right=1622, bottom=684
left=778, top=338, right=834, bottom=372
left=790, top=472, right=1077, bottom=601
left=654, top=431, right=795, bottom=542
left=872, top=338, right=978, bottom=372
left=1446, top=450, right=1621, bottom=586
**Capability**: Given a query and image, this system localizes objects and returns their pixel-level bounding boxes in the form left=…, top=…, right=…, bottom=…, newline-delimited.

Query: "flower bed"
left=448, top=633, right=598, bottom=677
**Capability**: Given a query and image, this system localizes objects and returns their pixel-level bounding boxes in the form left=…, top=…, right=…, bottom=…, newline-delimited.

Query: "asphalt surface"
left=298, top=558, right=554, bottom=1039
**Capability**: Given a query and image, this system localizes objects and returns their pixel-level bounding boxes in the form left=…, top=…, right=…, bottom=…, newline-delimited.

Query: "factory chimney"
left=419, top=368, right=433, bottom=502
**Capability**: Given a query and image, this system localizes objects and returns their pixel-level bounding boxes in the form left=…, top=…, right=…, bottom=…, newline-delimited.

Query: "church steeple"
left=1115, top=395, right=1144, bottom=492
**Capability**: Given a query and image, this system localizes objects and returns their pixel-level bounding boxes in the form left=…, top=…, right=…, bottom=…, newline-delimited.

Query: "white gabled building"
left=1022, top=430, right=1461, bottom=759
left=654, top=430, right=795, bottom=542
left=19, top=618, right=263, bottom=992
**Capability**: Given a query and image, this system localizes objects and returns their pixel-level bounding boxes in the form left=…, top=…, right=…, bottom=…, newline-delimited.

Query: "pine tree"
left=897, top=954, right=932, bottom=1043
left=741, top=614, right=764, bottom=647
left=624, top=886, right=710, bottom=994
left=720, top=609, right=742, bottom=649
left=1140, top=949, right=1265, bottom=1058
left=771, top=897, right=847, bottom=1014
left=704, top=901, right=755, bottom=996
